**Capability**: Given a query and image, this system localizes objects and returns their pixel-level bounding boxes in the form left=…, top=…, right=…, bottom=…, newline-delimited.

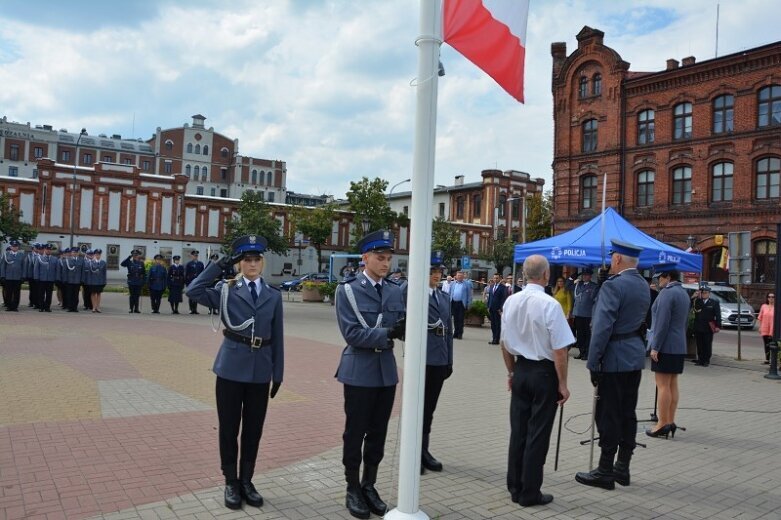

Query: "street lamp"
left=69, top=128, right=87, bottom=248
left=389, top=178, right=411, bottom=196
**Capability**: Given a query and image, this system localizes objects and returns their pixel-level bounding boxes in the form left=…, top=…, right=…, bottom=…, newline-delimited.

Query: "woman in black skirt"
left=646, top=264, right=690, bottom=438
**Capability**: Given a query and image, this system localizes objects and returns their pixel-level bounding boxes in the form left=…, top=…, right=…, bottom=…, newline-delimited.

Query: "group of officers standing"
left=1, top=239, right=107, bottom=313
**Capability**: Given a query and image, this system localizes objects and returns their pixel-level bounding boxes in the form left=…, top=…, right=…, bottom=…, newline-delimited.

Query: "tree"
left=292, top=203, right=335, bottom=272
left=486, top=237, right=515, bottom=275
left=525, top=190, right=553, bottom=242
left=223, top=191, right=289, bottom=255
left=345, top=177, right=395, bottom=246
left=431, top=217, right=463, bottom=270
left=0, top=193, right=37, bottom=244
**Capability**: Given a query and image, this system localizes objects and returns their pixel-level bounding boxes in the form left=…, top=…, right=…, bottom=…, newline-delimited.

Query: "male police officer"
left=421, top=251, right=454, bottom=474
left=571, top=268, right=599, bottom=359
left=121, top=249, right=147, bottom=313
left=148, top=254, right=168, bottom=313
left=185, top=250, right=205, bottom=314
left=63, top=247, right=84, bottom=312
left=168, top=255, right=186, bottom=314
left=576, top=239, right=650, bottom=490
left=1, top=240, right=24, bottom=311
left=34, top=244, right=56, bottom=312
left=335, top=229, right=405, bottom=519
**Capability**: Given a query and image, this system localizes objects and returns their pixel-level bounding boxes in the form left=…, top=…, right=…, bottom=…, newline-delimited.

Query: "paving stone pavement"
left=1, top=290, right=780, bottom=520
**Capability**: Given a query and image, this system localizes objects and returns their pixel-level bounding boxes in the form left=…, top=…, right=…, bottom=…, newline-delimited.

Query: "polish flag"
left=443, top=0, right=529, bottom=102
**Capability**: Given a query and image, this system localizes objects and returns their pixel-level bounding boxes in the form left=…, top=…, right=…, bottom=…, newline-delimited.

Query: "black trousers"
left=82, top=284, right=92, bottom=309
left=695, top=331, right=714, bottom=363
left=489, top=309, right=502, bottom=343
left=37, top=281, right=53, bottom=311
left=189, top=297, right=199, bottom=313
left=215, top=377, right=270, bottom=480
left=596, top=371, right=642, bottom=457
left=29, top=279, right=38, bottom=306
left=451, top=301, right=466, bottom=338
left=5, top=280, right=21, bottom=310
left=342, top=384, right=396, bottom=471
left=507, top=356, right=558, bottom=504
left=422, top=365, right=449, bottom=450
left=150, top=290, right=163, bottom=312
left=65, top=283, right=80, bottom=311
left=574, top=316, right=591, bottom=354
left=128, top=285, right=142, bottom=311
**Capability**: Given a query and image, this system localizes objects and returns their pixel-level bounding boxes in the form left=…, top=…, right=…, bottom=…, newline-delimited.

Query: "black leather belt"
left=223, top=329, right=271, bottom=348
left=428, top=325, right=447, bottom=337
left=610, top=331, right=643, bottom=341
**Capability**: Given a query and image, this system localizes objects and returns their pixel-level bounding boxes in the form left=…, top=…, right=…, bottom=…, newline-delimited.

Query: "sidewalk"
left=1, top=290, right=779, bottom=519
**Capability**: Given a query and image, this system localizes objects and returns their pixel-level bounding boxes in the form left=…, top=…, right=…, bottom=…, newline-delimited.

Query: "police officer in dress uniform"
left=692, top=285, right=721, bottom=367
left=167, top=255, right=185, bottom=314
left=0, top=246, right=8, bottom=308
left=90, top=249, right=107, bottom=313
left=2, top=240, right=24, bottom=311
left=148, top=254, right=167, bottom=313
left=81, top=249, right=95, bottom=310
left=571, top=267, right=599, bottom=359
left=23, top=243, right=38, bottom=309
left=421, top=251, right=454, bottom=474
left=185, top=250, right=205, bottom=314
left=576, top=239, right=650, bottom=491
left=186, top=234, right=284, bottom=511
left=64, top=247, right=83, bottom=312
left=34, top=244, right=56, bottom=312
left=335, top=229, right=406, bottom=519
left=121, top=250, right=147, bottom=313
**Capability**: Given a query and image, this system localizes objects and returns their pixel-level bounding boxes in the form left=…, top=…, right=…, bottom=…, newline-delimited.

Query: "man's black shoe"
left=518, top=493, right=553, bottom=506
left=575, top=467, right=615, bottom=490
left=422, top=450, right=443, bottom=472
left=361, top=485, right=388, bottom=516
left=613, top=461, right=630, bottom=486
left=239, top=481, right=263, bottom=507
left=224, top=481, right=242, bottom=510
left=346, top=486, right=370, bottom=519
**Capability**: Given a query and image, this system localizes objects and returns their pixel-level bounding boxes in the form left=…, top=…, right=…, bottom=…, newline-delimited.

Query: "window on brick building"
left=637, top=109, right=655, bottom=145
left=165, top=140, right=173, bottom=151
left=403, top=206, right=409, bottom=215
left=578, top=77, right=588, bottom=98
left=194, top=166, right=200, bottom=181
left=82, top=153, right=93, bottom=165
left=582, top=119, right=598, bottom=153
left=202, top=166, right=208, bottom=179
left=758, top=85, right=781, bottom=128
left=185, top=165, right=191, bottom=177
left=142, top=160, right=150, bottom=171
left=211, top=187, right=216, bottom=197
left=456, top=196, right=464, bottom=219
left=712, top=95, right=734, bottom=134
left=581, top=175, right=597, bottom=210
left=439, top=202, right=445, bottom=218
left=671, top=166, right=692, bottom=204
left=753, top=240, right=776, bottom=283
left=186, top=143, right=193, bottom=153
left=592, top=73, right=602, bottom=96
left=267, top=172, right=273, bottom=185
left=221, top=147, right=229, bottom=158
left=498, top=194, right=506, bottom=218
left=711, top=162, right=733, bottom=202
left=103, top=155, right=112, bottom=162
left=61, top=150, right=71, bottom=162
left=221, top=167, right=227, bottom=180
left=196, top=186, right=204, bottom=195
left=195, top=144, right=201, bottom=154
left=9, top=144, right=19, bottom=161
left=164, top=161, right=172, bottom=174
left=203, top=145, right=209, bottom=155
left=32, top=169, right=38, bottom=178
left=472, top=194, right=482, bottom=218
left=34, top=147, right=44, bottom=158
left=756, top=157, right=780, bottom=199
left=673, top=102, right=692, bottom=139
left=636, top=170, right=654, bottom=207
left=222, top=188, right=229, bottom=198
left=124, top=158, right=132, bottom=166
left=252, top=169, right=257, bottom=184
left=8, top=166, right=18, bottom=177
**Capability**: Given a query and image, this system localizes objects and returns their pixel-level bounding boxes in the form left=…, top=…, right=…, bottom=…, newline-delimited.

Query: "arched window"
left=713, top=95, right=734, bottom=134
left=711, top=162, right=733, bottom=202
left=637, top=109, right=655, bottom=145
left=185, top=165, right=191, bottom=177
left=498, top=194, right=507, bottom=218
left=252, top=169, right=258, bottom=184
left=579, top=77, right=588, bottom=98
left=673, top=102, right=693, bottom=139
left=194, top=144, right=201, bottom=154
left=221, top=147, right=229, bottom=158
left=756, top=157, right=780, bottom=199
left=267, top=171, right=273, bottom=185
left=582, top=119, right=598, bottom=152
left=671, top=166, right=692, bottom=204
left=472, top=194, right=482, bottom=217
left=194, top=166, right=200, bottom=181
left=203, top=145, right=209, bottom=155
left=636, top=170, right=654, bottom=207
left=202, top=166, right=207, bottom=178
left=758, top=85, right=781, bottom=127
left=592, top=73, right=602, bottom=96
left=581, top=175, right=597, bottom=210
left=165, top=140, right=173, bottom=151
left=754, top=240, right=776, bottom=283
left=186, top=143, right=193, bottom=153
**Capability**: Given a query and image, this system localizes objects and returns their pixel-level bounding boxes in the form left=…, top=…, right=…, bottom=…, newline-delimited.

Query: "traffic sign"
left=461, top=255, right=471, bottom=270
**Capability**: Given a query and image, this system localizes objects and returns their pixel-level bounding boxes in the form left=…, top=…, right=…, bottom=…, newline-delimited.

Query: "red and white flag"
left=443, top=0, right=529, bottom=102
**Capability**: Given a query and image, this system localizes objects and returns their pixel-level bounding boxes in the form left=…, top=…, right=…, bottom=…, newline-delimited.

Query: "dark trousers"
left=451, top=301, right=466, bottom=338
left=695, top=331, right=714, bottom=363
left=574, top=316, right=592, bottom=354
left=189, top=297, right=199, bottom=313
left=65, top=283, right=80, bottom=311
left=150, top=290, right=163, bottom=312
left=37, top=281, right=53, bottom=311
left=489, top=309, right=502, bottom=343
left=342, top=384, right=396, bottom=470
left=82, top=284, right=92, bottom=309
left=5, top=280, right=21, bottom=310
left=129, top=285, right=142, bottom=311
left=422, top=365, right=449, bottom=450
left=763, top=335, right=773, bottom=361
left=595, top=371, right=642, bottom=459
left=215, top=377, right=270, bottom=480
left=507, top=357, right=558, bottom=504
left=29, top=279, right=38, bottom=307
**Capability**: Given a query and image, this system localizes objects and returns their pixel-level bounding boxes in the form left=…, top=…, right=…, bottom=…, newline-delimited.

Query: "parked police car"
left=682, top=283, right=756, bottom=329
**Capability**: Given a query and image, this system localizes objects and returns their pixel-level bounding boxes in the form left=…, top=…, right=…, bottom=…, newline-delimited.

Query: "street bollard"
left=765, top=341, right=781, bottom=380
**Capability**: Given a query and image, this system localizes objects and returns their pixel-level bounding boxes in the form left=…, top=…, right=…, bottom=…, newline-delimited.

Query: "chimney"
left=551, top=42, right=567, bottom=79
left=666, top=58, right=679, bottom=70
left=112, top=134, right=122, bottom=139
left=454, top=175, right=464, bottom=186
left=681, top=56, right=696, bottom=66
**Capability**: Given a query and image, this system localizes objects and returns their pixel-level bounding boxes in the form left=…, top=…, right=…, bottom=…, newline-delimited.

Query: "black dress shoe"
left=346, top=486, right=370, bottom=519
left=224, top=481, right=242, bottom=510
left=361, top=484, right=388, bottom=516
left=422, top=450, right=443, bottom=472
left=239, top=480, right=263, bottom=507
left=519, top=493, right=553, bottom=506
left=575, top=468, right=615, bottom=490
left=613, top=461, right=630, bottom=486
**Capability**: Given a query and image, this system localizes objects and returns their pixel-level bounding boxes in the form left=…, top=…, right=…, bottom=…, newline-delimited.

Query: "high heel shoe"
left=669, top=423, right=686, bottom=438
left=645, top=424, right=672, bottom=439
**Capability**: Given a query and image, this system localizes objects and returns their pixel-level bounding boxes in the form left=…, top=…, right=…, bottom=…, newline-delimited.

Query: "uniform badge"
left=360, top=279, right=367, bottom=286
left=236, top=282, right=243, bottom=288
left=249, top=235, right=257, bottom=244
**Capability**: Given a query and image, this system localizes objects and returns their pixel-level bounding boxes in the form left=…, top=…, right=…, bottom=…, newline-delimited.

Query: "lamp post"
left=69, top=128, right=87, bottom=248
left=389, top=178, right=411, bottom=196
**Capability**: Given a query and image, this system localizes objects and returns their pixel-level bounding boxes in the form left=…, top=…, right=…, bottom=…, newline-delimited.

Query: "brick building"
left=551, top=27, right=781, bottom=300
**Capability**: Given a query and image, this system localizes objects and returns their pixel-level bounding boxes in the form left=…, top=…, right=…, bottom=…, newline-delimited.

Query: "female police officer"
left=186, top=234, right=284, bottom=510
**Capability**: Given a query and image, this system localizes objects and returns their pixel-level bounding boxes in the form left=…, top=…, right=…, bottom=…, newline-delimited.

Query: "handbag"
left=709, top=320, right=720, bottom=334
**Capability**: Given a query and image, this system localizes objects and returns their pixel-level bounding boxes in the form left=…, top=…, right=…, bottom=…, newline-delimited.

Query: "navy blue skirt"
left=651, top=353, right=685, bottom=374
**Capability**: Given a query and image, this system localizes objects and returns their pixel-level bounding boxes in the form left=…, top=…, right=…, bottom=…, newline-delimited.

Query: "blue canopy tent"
left=513, top=208, right=702, bottom=272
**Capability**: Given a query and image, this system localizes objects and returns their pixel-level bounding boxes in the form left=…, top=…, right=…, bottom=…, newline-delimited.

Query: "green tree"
left=223, top=191, right=289, bottom=255
left=0, top=193, right=37, bottom=244
left=486, top=237, right=515, bottom=275
left=346, top=177, right=395, bottom=246
left=292, top=203, right=335, bottom=272
left=431, top=217, right=463, bottom=270
left=525, top=190, right=553, bottom=242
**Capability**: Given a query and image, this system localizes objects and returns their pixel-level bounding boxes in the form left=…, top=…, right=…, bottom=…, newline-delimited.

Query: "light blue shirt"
left=243, top=276, right=262, bottom=298
left=450, top=281, right=465, bottom=302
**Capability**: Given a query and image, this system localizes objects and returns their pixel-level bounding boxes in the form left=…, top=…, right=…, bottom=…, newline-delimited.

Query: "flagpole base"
left=384, top=508, right=429, bottom=520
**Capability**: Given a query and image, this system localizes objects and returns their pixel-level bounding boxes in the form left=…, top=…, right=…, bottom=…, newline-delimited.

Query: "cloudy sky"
left=0, top=0, right=777, bottom=198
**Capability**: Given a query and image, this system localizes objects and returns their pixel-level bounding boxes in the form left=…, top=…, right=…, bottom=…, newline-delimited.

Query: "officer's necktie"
left=375, top=282, right=382, bottom=299
left=432, top=289, right=438, bottom=306
left=249, top=281, right=258, bottom=303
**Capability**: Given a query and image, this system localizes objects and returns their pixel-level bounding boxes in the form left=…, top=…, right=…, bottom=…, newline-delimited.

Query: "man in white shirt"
left=500, top=254, right=572, bottom=507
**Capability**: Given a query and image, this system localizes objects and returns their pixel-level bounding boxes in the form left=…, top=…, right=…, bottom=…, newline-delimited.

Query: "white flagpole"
left=386, top=1, right=439, bottom=519
left=600, top=173, right=607, bottom=268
